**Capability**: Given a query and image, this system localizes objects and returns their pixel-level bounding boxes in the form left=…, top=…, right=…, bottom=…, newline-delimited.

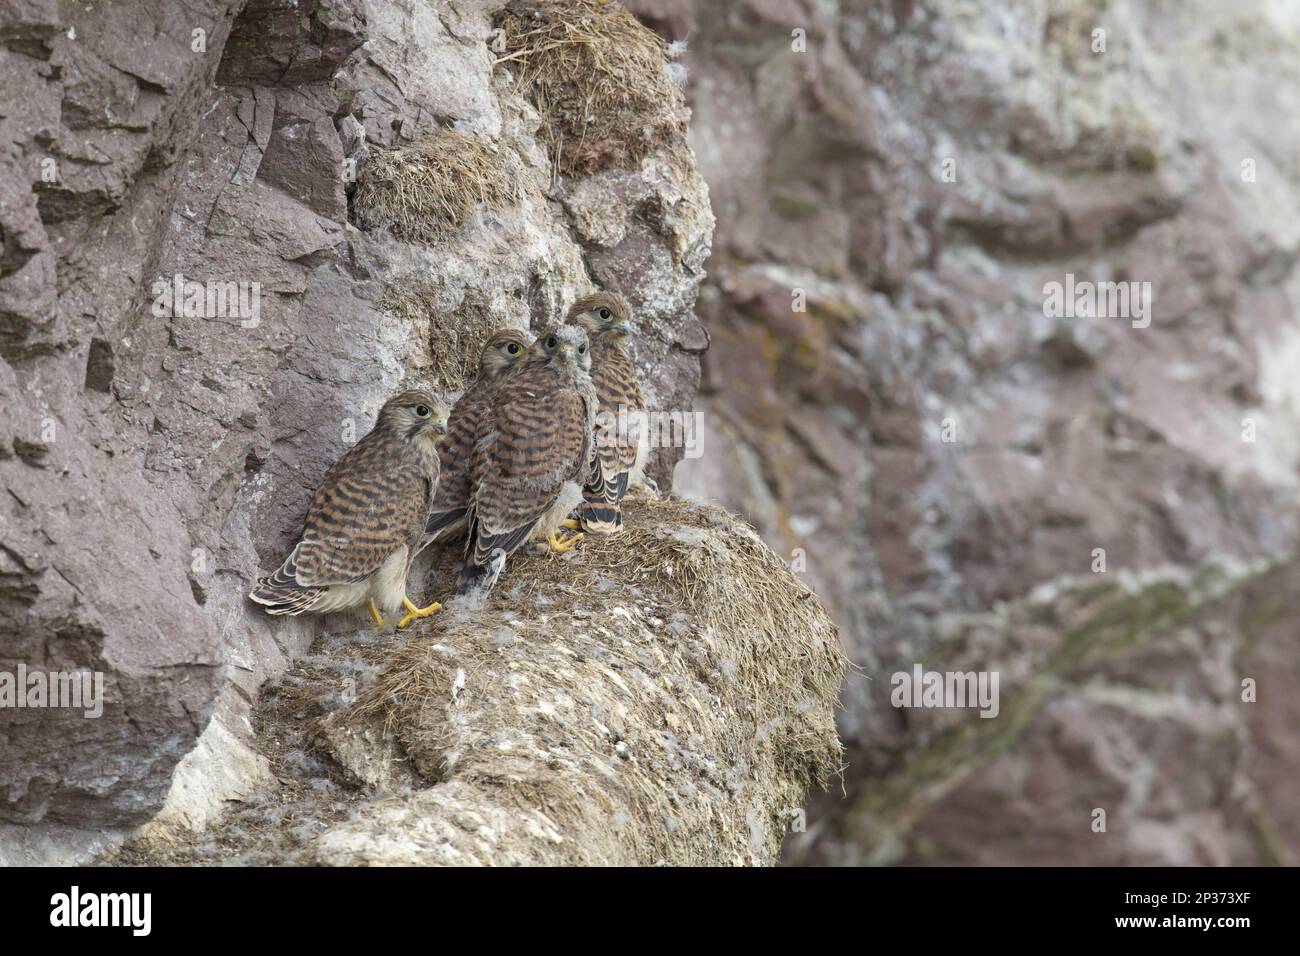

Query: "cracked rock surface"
left=1, top=0, right=715, bottom=862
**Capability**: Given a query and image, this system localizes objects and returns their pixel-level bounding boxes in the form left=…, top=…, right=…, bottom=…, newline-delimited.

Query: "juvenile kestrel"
left=422, top=329, right=533, bottom=549
left=566, top=291, right=646, bottom=533
left=249, top=388, right=449, bottom=629
left=458, top=325, right=596, bottom=594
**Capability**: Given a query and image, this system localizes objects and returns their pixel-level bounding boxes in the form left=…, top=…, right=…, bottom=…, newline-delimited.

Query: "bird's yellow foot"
left=397, top=596, right=442, bottom=629
left=561, top=518, right=582, bottom=530
left=546, top=529, right=584, bottom=554
left=367, top=599, right=386, bottom=631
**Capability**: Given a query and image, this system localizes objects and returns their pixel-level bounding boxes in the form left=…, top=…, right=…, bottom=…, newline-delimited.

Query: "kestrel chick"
left=566, top=290, right=646, bottom=533
left=249, top=388, right=449, bottom=630
left=459, top=325, right=596, bottom=594
left=422, top=329, right=533, bottom=548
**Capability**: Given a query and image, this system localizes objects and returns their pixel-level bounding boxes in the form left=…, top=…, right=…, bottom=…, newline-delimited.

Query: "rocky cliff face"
left=5, top=0, right=1297, bottom=868
left=650, top=0, right=1300, bottom=864
left=1, top=0, right=718, bottom=862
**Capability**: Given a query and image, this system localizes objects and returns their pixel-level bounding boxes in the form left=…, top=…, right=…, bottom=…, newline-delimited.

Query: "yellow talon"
left=397, top=596, right=442, bottom=629
left=546, top=529, right=584, bottom=554
left=367, top=599, right=386, bottom=630
left=561, top=518, right=582, bottom=530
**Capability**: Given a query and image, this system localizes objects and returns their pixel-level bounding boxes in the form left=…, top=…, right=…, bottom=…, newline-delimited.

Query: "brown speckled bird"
left=567, top=291, right=646, bottom=533
left=421, top=329, right=534, bottom=549
left=249, top=388, right=449, bottom=629
left=458, top=325, right=596, bottom=595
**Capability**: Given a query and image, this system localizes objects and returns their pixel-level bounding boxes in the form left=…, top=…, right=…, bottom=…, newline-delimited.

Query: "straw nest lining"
left=494, top=0, right=688, bottom=175
left=351, top=129, right=525, bottom=244
left=107, top=498, right=847, bottom=865
left=320, top=496, right=847, bottom=865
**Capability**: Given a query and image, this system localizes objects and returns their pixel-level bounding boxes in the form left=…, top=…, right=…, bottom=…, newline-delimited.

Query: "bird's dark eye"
left=415, top=405, right=431, bottom=418
left=506, top=343, right=520, bottom=355
left=546, top=335, right=558, bottom=349
left=599, top=308, right=612, bottom=320
left=578, top=344, right=587, bottom=354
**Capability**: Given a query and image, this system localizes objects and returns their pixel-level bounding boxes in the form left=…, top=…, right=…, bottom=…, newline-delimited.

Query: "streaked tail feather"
left=417, top=508, right=470, bottom=556
left=424, top=506, right=469, bottom=541
left=455, top=545, right=507, bottom=596
left=248, top=575, right=323, bottom=615
left=576, top=501, right=622, bottom=533
left=456, top=512, right=520, bottom=596
left=454, top=560, right=498, bottom=597
left=578, top=467, right=629, bottom=534
left=583, top=464, right=629, bottom=504
left=249, top=543, right=323, bottom=615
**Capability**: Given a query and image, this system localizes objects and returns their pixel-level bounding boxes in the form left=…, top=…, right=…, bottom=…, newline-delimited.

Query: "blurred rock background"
left=648, top=0, right=1300, bottom=864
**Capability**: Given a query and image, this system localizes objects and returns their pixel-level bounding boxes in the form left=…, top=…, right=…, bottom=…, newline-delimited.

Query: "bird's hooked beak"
left=611, top=320, right=633, bottom=338
left=409, top=411, right=447, bottom=446
left=558, top=342, right=578, bottom=364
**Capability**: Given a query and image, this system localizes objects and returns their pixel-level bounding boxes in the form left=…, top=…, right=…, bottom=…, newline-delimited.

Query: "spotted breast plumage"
left=566, top=291, right=646, bottom=533
left=249, top=388, right=449, bottom=630
left=422, top=329, right=533, bottom=550
left=458, top=325, right=596, bottom=595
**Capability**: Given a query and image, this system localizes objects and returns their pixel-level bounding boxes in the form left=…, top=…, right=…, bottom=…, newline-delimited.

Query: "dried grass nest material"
left=494, top=0, right=688, bottom=175
left=328, top=496, right=847, bottom=865
left=351, top=129, right=525, bottom=244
